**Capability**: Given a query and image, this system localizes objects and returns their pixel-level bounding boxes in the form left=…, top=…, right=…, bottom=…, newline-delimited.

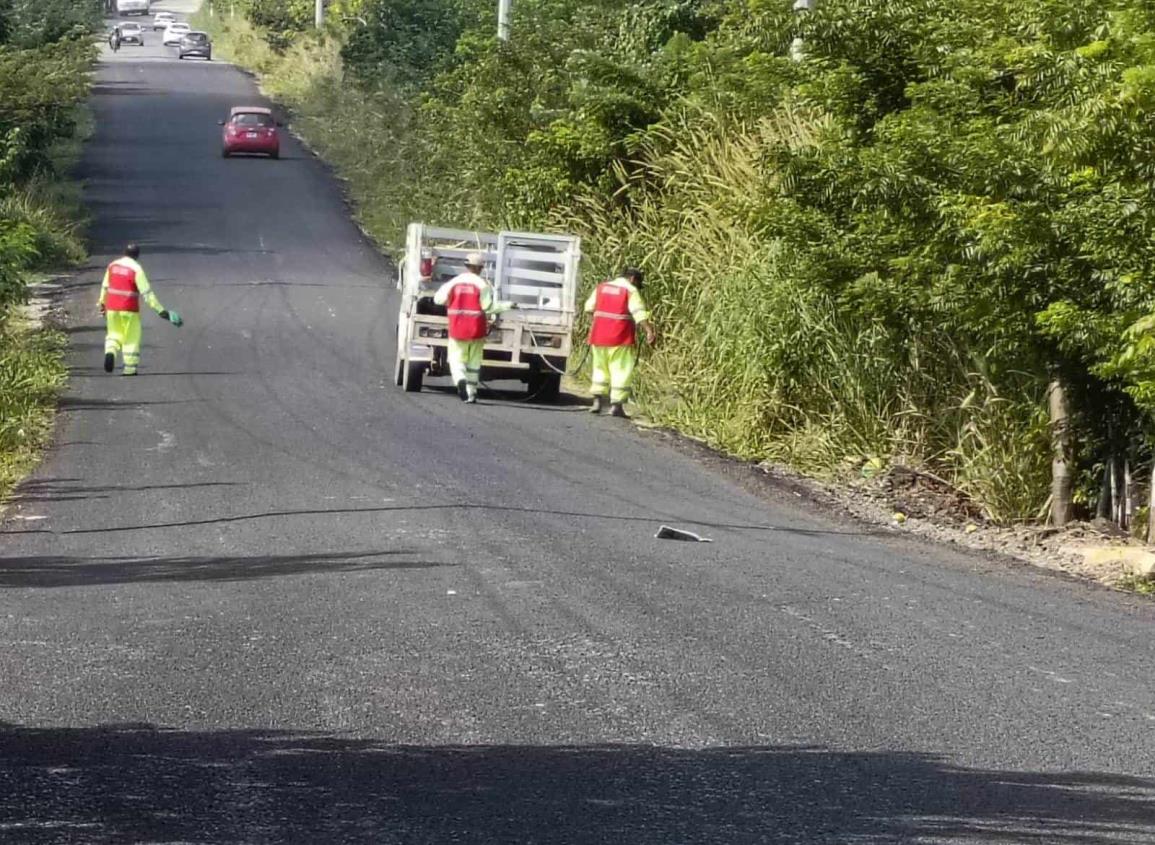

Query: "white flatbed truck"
left=116, top=0, right=150, bottom=15
left=393, top=224, right=581, bottom=400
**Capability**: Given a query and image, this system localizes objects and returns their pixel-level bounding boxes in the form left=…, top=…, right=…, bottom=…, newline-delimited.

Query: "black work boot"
left=589, top=396, right=605, bottom=414
left=103, top=352, right=115, bottom=373
left=456, top=380, right=468, bottom=401
left=610, top=402, right=629, bottom=418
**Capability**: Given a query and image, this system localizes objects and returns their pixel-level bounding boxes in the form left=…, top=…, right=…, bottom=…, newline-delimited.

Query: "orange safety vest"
left=105, top=262, right=141, bottom=312
left=588, top=282, right=635, bottom=347
left=447, top=281, right=488, bottom=340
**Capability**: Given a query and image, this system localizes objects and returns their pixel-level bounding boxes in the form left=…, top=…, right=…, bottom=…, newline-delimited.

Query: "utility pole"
left=315, top=0, right=323, bottom=29
left=790, top=0, right=813, bottom=61
left=497, top=0, right=511, bottom=41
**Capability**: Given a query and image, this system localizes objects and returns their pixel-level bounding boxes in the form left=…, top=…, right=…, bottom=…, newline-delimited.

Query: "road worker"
left=433, top=251, right=511, bottom=404
left=98, top=244, right=182, bottom=376
left=585, top=266, right=656, bottom=418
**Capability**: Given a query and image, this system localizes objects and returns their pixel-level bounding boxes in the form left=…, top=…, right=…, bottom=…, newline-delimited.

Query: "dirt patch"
left=805, top=463, right=1153, bottom=590
left=636, top=424, right=1152, bottom=594
left=877, top=465, right=986, bottom=524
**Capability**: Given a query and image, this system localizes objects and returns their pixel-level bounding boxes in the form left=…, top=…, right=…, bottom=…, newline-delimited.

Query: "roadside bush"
left=0, top=324, right=66, bottom=494
left=0, top=0, right=96, bottom=501
left=0, top=0, right=95, bottom=311
left=0, top=0, right=100, bottom=48
left=340, top=0, right=473, bottom=88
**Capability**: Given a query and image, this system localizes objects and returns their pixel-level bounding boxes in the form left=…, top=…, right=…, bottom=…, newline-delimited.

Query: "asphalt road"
left=1, top=6, right=1154, bottom=843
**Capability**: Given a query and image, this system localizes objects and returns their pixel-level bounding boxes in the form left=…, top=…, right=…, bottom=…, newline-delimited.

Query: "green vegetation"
left=0, top=0, right=98, bottom=499
left=0, top=322, right=67, bottom=495
left=200, top=0, right=1155, bottom=527
left=1117, top=572, right=1155, bottom=595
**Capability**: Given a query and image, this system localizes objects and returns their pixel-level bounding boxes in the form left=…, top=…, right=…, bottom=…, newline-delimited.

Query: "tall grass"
left=0, top=322, right=66, bottom=498
left=0, top=106, right=90, bottom=503
left=0, top=176, right=88, bottom=269
left=558, top=109, right=1051, bottom=521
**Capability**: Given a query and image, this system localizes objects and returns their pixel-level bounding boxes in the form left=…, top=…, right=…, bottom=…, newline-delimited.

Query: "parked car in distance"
left=220, top=107, right=280, bottom=159
left=162, top=22, right=190, bottom=46
left=118, top=21, right=144, bottom=45
left=153, top=12, right=176, bottom=30
left=178, top=31, right=212, bottom=60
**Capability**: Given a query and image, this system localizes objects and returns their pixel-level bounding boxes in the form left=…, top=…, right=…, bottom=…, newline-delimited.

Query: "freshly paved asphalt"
left=1, top=5, right=1153, bottom=842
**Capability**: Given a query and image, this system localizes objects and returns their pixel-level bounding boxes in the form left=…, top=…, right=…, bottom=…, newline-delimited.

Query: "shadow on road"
left=11, top=478, right=245, bottom=504
left=0, top=502, right=885, bottom=539
left=0, top=724, right=1151, bottom=843
left=68, top=367, right=244, bottom=378
left=0, top=550, right=451, bottom=588
left=420, top=382, right=590, bottom=410
left=57, top=396, right=200, bottom=413
left=131, top=243, right=273, bottom=257
left=215, top=279, right=382, bottom=289
left=90, top=83, right=154, bottom=96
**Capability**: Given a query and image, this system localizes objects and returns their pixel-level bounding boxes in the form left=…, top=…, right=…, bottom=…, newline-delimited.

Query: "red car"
left=220, top=107, right=280, bottom=159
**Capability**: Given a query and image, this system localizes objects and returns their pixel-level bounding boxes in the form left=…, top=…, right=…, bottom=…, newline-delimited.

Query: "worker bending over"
left=433, top=251, right=511, bottom=404
left=99, top=244, right=182, bottom=376
left=585, top=266, right=656, bottom=418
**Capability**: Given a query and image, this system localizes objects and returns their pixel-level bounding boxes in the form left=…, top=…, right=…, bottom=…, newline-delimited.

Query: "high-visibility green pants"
left=105, top=310, right=142, bottom=375
left=590, top=344, right=636, bottom=404
left=448, top=338, right=484, bottom=399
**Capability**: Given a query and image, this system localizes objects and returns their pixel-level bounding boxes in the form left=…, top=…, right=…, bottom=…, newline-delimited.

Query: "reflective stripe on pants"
left=448, top=338, right=484, bottom=399
left=105, top=310, right=143, bottom=374
left=589, top=344, right=636, bottom=404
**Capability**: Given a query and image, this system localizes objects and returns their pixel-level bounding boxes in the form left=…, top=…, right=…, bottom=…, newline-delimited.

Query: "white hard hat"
left=465, top=251, right=485, bottom=268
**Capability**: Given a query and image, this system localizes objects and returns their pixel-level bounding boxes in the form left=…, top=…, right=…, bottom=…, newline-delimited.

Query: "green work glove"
left=158, top=309, right=183, bottom=327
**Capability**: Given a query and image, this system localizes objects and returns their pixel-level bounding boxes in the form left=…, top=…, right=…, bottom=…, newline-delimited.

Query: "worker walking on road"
left=99, top=244, right=182, bottom=376
left=433, top=251, right=510, bottom=404
left=586, top=266, right=656, bottom=418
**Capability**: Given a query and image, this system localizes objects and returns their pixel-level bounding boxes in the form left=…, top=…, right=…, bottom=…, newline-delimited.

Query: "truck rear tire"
left=403, top=360, right=425, bottom=393
left=393, top=356, right=404, bottom=386
left=529, top=372, right=561, bottom=402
